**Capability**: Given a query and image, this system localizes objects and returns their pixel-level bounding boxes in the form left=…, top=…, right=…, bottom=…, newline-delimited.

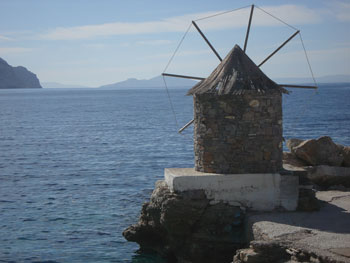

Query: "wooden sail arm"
left=258, top=30, right=300, bottom=67
left=162, top=73, right=205, bottom=81
left=192, top=21, right=222, bottom=62
left=244, top=5, right=254, bottom=52
left=178, top=119, right=194, bottom=133
left=278, top=84, right=317, bottom=89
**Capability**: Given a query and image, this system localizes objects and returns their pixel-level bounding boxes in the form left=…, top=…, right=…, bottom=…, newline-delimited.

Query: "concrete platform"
left=247, top=191, right=350, bottom=262
left=164, top=168, right=298, bottom=211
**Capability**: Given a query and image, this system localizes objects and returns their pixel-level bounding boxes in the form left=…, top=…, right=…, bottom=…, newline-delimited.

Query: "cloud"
left=331, top=1, right=350, bottom=22
left=258, top=46, right=350, bottom=78
left=256, top=5, right=321, bottom=25
left=149, top=49, right=213, bottom=60
left=136, top=39, right=172, bottom=46
left=0, top=47, right=32, bottom=55
left=197, top=5, right=321, bottom=30
left=0, top=35, right=12, bottom=41
left=40, top=4, right=321, bottom=40
left=267, top=46, right=350, bottom=63
left=83, top=43, right=108, bottom=49
left=40, top=20, right=187, bottom=40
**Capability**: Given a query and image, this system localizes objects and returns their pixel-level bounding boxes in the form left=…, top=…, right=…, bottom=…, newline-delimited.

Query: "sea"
left=0, top=85, right=349, bottom=263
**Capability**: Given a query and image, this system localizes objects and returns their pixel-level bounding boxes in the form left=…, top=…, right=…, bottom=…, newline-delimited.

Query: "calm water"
left=0, top=86, right=349, bottom=263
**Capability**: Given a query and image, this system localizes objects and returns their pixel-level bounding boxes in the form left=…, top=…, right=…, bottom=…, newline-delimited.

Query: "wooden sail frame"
left=161, top=4, right=318, bottom=133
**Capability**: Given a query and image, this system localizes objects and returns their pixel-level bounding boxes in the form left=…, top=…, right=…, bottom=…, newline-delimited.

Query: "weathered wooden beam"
left=244, top=4, right=254, bottom=52
left=162, top=73, right=205, bottom=81
left=192, top=21, right=222, bottom=62
left=178, top=119, right=194, bottom=133
left=258, top=30, right=300, bottom=67
left=278, top=84, right=317, bottom=89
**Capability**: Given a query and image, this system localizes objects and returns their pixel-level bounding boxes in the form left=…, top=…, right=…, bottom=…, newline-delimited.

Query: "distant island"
left=99, top=75, right=198, bottom=89
left=40, top=74, right=350, bottom=90
left=0, top=57, right=42, bottom=89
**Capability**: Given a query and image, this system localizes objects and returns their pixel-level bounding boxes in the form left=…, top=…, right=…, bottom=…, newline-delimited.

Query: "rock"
left=123, top=180, right=245, bottom=263
left=286, top=137, right=350, bottom=168
left=292, top=136, right=343, bottom=166
left=0, top=57, right=42, bottom=89
left=283, top=149, right=350, bottom=188
left=286, top=138, right=304, bottom=152
left=342, top=146, right=350, bottom=167
left=233, top=248, right=260, bottom=263
left=306, top=165, right=350, bottom=188
left=283, top=152, right=308, bottom=168
left=328, top=185, right=350, bottom=191
left=233, top=241, right=290, bottom=263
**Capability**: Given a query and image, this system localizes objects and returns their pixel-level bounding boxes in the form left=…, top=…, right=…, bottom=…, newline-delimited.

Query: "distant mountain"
left=274, top=74, right=350, bottom=84
left=100, top=74, right=350, bottom=90
left=42, top=82, right=92, bottom=89
left=0, top=57, right=42, bottom=89
left=99, top=75, right=198, bottom=89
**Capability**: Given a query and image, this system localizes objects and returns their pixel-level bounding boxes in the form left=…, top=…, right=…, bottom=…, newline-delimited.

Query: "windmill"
left=161, top=4, right=317, bottom=134
left=161, top=4, right=317, bottom=174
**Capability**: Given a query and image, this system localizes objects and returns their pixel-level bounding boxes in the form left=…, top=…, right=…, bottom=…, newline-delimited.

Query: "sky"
left=0, top=0, right=349, bottom=87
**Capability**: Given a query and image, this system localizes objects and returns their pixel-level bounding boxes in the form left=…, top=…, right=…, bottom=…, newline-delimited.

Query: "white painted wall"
left=165, top=168, right=298, bottom=211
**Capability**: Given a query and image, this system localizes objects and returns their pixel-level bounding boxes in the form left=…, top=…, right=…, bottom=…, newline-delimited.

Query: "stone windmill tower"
left=188, top=45, right=286, bottom=174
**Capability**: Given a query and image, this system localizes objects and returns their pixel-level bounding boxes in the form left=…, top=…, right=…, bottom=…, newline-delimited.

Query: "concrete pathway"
left=247, top=191, right=350, bottom=262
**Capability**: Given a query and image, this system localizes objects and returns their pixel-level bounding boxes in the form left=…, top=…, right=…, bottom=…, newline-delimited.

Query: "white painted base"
left=165, top=168, right=298, bottom=211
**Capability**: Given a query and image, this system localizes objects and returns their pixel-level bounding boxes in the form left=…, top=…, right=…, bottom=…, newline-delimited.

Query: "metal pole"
left=244, top=4, right=254, bottom=52
left=162, top=73, right=205, bottom=81
left=192, top=21, right=222, bottom=62
left=258, top=30, right=300, bottom=67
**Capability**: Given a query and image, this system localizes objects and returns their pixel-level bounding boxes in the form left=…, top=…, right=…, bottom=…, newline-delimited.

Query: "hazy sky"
left=0, top=0, right=349, bottom=86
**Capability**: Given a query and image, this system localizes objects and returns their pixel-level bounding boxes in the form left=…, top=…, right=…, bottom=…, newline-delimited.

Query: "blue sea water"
left=0, top=86, right=349, bottom=263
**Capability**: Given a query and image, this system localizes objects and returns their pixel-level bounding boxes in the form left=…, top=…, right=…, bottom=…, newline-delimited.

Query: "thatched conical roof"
left=187, top=45, right=284, bottom=95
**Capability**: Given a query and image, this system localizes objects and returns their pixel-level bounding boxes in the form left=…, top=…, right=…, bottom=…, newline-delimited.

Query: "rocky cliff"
left=123, top=180, right=245, bottom=263
left=0, top=57, right=42, bottom=89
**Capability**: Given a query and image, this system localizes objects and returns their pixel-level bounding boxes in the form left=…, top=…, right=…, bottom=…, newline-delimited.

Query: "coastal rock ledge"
left=123, top=180, right=245, bottom=263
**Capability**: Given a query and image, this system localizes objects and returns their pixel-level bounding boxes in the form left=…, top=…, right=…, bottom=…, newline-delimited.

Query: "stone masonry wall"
left=194, top=90, right=282, bottom=174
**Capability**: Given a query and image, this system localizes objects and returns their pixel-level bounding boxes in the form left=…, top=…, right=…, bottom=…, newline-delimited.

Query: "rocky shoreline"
left=123, top=180, right=245, bottom=262
left=123, top=136, right=350, bottom=263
